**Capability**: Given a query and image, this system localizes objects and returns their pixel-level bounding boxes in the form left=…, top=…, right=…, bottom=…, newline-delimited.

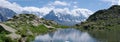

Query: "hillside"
left=76, top=5, right=120, bottom=31
left=0, top=14, right=68, bottom=42
left=75, top=5, right=120, bottom=42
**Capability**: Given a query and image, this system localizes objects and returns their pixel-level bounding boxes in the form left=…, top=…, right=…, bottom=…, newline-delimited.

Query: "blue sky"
left=0, top=0, right=119, bottom=14
left=7, top=0, right=118, bottom=12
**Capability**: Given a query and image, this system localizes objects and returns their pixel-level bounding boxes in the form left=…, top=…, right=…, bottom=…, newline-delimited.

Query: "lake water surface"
left=34, top=28, right=97, bottom=42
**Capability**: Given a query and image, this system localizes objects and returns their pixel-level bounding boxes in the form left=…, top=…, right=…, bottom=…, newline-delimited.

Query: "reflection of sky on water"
left=35, top=28, right=96, bottom=42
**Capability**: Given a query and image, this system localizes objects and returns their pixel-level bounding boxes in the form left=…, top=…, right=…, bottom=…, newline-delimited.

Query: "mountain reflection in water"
left=34, top=28, right=96, bottom=42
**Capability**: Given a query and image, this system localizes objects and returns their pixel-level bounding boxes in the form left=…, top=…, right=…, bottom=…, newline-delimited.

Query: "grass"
left=0, top=25, right=14, bottom=42
left=29, top=25, right=49, bottom=34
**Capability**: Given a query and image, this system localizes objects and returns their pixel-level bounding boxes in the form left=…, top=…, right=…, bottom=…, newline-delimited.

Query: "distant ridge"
left=0, top=7, right=16, bottom=22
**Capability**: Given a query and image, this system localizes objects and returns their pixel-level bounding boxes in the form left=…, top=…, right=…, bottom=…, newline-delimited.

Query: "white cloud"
left=23, top=7, right=53, bottom=14
left=73, top=2, right=77, bottom=4
left=0, top=0, right=54, bottom=15
left=23, top=7, right=40, bottom=12
left=0, top=0, right=23, bottom=13
left=0, top=0, right=93, bottom=18
left=49, top=1, right=69, bottom=6
left=53, top=8, right=93, bottom=17
left=119, top=0, right=120, bottom=5
left=101, top=0, right=120, bottom=5
left=54, top=8, right=70, bottom=15
left=73, top=6, right=78, bottom=8
left=22, top=7, right=54, bottom=18
left=71, top=8, right=93, bottom=17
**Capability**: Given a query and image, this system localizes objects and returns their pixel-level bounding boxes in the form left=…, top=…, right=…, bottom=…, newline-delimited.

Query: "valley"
left=0, top=0, right=120, bottom=42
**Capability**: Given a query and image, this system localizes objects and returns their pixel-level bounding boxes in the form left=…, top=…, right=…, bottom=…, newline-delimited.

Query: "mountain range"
left=43, top=9, right=93, bottom=25
left=0, top=7, right=93, bottom=26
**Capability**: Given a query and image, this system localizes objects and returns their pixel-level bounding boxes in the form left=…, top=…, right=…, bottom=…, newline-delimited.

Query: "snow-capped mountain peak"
left=43, top=8, right=93, bottom=25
